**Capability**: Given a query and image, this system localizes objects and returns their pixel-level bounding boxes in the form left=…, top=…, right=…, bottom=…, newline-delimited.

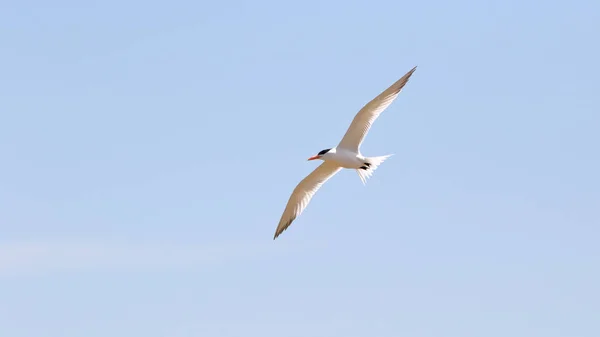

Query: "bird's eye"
left=318, top=149, right=331, bottom=156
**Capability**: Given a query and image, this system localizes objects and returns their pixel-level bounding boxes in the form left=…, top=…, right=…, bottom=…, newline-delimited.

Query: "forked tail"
left=356, top=154, right=393, bottom=185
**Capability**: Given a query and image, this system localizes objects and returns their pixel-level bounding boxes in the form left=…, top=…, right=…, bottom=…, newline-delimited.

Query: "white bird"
left=273, top=66, right=417, bottom=239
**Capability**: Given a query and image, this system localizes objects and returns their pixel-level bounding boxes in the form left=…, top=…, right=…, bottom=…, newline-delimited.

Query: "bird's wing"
left=273, top=161, right=342, bottom=239
left=337, top=66, right=417, bottom=152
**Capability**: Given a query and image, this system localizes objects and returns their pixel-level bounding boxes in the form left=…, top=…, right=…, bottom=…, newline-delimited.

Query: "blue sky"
left=1, top=0, right=599, bottom=336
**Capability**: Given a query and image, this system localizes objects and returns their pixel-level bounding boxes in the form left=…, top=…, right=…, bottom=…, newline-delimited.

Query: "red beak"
left=307, top=155, right=320, bottom=161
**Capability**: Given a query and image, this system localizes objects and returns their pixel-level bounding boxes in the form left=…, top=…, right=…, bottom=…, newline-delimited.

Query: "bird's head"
left=308, top=148, right=334, bottom=161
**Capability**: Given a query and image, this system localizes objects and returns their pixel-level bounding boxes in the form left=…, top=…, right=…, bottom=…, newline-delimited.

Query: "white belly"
left=326, top=149, right=364, bottom=169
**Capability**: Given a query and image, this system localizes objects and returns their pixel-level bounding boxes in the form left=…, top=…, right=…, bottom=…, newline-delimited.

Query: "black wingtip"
left=404, top=66, right=417, bottom=77
left=273, top=228, right=283, bottom=240
left=273, top=228, right=285, bottom=240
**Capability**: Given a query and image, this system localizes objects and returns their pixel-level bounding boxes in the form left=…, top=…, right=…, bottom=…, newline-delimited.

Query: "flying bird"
left=273, top=66, right=417, bottom=240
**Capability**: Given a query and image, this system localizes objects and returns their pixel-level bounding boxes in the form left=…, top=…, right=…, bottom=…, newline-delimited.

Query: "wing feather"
left=273, top=162, right=342, bottom=239
left=337, top=66, right=417, bottom=152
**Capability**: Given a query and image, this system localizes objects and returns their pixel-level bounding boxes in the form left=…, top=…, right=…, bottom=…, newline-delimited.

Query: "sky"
left=1, top=0, right=599, bottom=336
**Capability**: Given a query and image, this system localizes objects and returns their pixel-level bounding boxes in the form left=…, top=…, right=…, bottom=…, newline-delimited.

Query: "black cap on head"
left=318, top=148, right=331, bottom=156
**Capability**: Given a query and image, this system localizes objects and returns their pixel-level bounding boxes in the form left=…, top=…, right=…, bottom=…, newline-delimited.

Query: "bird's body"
left=318, top=147, right=365, bottom=169
left=273, top=66, right=417, bottom=239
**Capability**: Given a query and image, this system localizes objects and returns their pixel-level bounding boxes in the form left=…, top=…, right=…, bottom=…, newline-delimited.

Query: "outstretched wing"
left=273, top=161, right=342, bottom=239
left=337, top=66, right=417, bottom=152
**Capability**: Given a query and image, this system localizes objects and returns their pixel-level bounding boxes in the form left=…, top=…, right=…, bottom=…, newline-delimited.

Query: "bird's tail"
left=356, top=154, right=393, bottom=185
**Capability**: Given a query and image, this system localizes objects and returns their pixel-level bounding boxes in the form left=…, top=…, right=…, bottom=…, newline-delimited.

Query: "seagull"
left=273, top=66, right=417, bottom=240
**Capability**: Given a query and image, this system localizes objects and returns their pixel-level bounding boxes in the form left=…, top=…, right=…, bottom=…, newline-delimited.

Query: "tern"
left=273, top=66, right=417, bottom=240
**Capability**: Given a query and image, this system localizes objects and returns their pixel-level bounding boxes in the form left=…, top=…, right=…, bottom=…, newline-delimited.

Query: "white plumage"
left=273, top=66, right=417, bottom=239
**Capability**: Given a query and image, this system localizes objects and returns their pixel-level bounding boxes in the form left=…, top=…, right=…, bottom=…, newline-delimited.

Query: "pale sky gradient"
left=1, top=0, right=599, bottom=336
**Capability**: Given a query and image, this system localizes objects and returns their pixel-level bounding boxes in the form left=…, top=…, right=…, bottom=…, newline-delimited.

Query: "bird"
left=273, top=66, right=417, bottom=240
